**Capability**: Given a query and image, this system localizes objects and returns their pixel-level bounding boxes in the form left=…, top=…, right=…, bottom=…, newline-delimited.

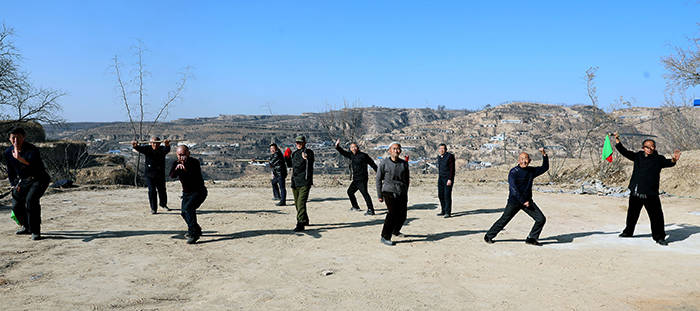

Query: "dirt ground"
left=1, top=181, right=699, bottom=311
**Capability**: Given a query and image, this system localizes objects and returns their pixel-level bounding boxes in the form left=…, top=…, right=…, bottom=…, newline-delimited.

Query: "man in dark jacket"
left=436, top=143, right=455, bottom=218
left=5, top=127, right=51, bottom=241
left=335, top=139, right=378, bottom=215
left=615, top=133, right=680, bottom=245
left=268, top=143, right=288, bottom=206
left=485, top=148, right=548, bottom=246
left=285, top=135, right=314, bottom=232
left=170, top=145, right=207, bottom=244
left=132, top=137, right=171, bottom=214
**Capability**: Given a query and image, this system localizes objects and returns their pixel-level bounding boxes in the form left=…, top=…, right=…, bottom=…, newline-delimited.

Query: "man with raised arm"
left=132, top=137, right=171, bottom=214
left=614, top=133, right=681, bottom=246
left=484, top=148, right=548, bottom=246
left=335, top=139, right=378, bottom=215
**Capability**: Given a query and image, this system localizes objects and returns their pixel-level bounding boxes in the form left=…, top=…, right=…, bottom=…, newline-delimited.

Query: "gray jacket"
left=376, top=157, right=410, bottom=199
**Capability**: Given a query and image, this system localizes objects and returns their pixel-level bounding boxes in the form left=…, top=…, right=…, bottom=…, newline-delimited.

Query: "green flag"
left=602, top=134, right=613, bottom=163
left=10, top=210, right=19, bottom=225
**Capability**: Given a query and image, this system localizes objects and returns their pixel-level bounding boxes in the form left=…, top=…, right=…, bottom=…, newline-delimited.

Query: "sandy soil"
left=1, top=181, right=699, bottom=311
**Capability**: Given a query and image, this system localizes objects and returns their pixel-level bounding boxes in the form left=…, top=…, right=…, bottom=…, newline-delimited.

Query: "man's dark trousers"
left=485, top=201, right=546, bottom=240
left=622, top=194, right=666, bottom=241
left=181, top=188, right=207, bottom=236
left=146, top=175, right=167, bottom=212
left=292, top=186, right=310, bottom=224
left=12, top=179, right=49, bottom=234
left=437, top=177, right=452, bottom=215
left=381, top=192, right=408, bottom=240
left=271, top=175, right=286, bottom=202
left=348, top=179, right=373, bottom=211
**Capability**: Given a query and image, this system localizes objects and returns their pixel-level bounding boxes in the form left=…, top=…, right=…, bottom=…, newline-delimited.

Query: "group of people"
left=4, top=127, right=682, bottom=246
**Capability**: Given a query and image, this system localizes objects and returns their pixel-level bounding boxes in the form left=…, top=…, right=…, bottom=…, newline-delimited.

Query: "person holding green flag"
left=4, top=127, right=51, bottom=241
left=614, top=133, right=681, bottom=246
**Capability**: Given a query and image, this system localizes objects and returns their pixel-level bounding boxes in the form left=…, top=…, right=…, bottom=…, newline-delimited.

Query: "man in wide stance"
left=170, top=145, right=207, bottom=244
left=376, top=142, right=410, bottom=246
left=132, top=137, right=171, bottom=214
left=335, top=139, right=378, bottom=215
left=5, top=127, right=51, bottom=241
left=615, top=133, right=680, bottom=245
left=484, top=148, right=548, bottom=246
left=285, top=135, right=314, bottom=232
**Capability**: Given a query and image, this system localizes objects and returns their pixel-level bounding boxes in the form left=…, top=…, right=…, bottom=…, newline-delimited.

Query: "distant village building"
left=500, top=119, right=522, bottom=124
left=489, top=133, right=505, bottom=141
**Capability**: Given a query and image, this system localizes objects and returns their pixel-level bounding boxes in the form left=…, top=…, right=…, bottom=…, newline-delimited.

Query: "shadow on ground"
left=395, top=229, right=487, bottom=244
left=637, top=223, right=700, bottom=243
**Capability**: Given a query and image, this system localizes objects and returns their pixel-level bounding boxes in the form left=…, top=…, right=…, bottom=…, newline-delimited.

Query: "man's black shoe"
left=525, top=238, right=542, bottom=246
left=437, top=213, right=445, bottom=216
left=350, top=207, right=361, bottom=211
left=364, top=210, right=375, bottom=216
left=443, top=214, right=451, bottom=218
left=31, top=233, right=41, bottom=241
left=161, top=205, right=172, bottom=211
left=392, top=232, right=404, bottom=238
left=186, top=234, right=200, bottom=244
left=619, top=232, right=633, bottom=238
left=655, top=239, right=669, bottom=246
left=484, top=236, right=495, bottom=244
left=380, top=237, right=395, bottom=246
left=16, top=227, right=30, bottom=235
left=273, top=197, right=281, bottom=201
left=151, top=210, right=157, bottom=215
left=293, top=224, right=305, bottom=232
left=275, top=201, right=286, bottom=206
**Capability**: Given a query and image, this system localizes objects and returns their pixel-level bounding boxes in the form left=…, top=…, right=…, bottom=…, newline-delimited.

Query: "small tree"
left=112, top=41, right=189, bottom=185
left=0, top=24, right=64, bottom=126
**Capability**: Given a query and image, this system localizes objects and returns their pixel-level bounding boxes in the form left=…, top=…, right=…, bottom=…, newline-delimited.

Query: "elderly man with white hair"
left=484, top=148, right=548, bottom=246
left=376, top=142, right=410, bottom=246
left=169, top=145, right=208, bottom=244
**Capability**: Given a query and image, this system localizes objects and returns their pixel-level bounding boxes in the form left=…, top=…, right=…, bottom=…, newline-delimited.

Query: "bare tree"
left=0, top=24, right=64, bottom=125
left=576, top=66, right=617, bottom=163
left=661, top=31, right=700, bottom=91
left=657, top=90, right=700, bottom=150
left=112, top=41, right=190, bottom=185
left=317, top=98, right=365, bottom=145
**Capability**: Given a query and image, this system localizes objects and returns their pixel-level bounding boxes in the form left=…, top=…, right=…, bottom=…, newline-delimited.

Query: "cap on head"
left=295, top=135, right=306, bottom=143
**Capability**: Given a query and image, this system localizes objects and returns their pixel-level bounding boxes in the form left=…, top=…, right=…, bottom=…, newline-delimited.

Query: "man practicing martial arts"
left=335, top=139, right=378, bottom=215
left=170, top=145, right=207, bottom=244
left=615, top=133, right=681, bottom=245
left=132, top=137, right=171, bottom=214
left=5, top=127, right=51, bottom=241
left=376, top=142, right=410, bottom=246
left=285, top=135, right=314, bottom=232
left=484, top=148, right=548, bottom=246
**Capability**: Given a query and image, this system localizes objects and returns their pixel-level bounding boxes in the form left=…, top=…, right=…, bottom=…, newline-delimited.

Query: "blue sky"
left=3, top=1, right=699, bottom=122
